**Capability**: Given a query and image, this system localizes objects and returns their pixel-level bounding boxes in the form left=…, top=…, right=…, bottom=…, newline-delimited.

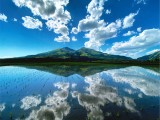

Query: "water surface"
left=0, top=65, right=159, bottom=120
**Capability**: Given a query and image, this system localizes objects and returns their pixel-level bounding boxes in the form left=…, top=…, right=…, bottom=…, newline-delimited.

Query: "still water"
left=0, top=65, right=159, bottom=120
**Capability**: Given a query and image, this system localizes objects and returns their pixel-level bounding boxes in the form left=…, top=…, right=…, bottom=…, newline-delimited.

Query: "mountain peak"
left=62, top=47, right=72, bottom=50
left=59, top=47, right=75, bottom=52
left=24, top=47, right=132, bottom=61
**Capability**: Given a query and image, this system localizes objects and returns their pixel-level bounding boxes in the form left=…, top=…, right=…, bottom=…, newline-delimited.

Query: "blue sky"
left=0, top=0, right=159, bottom=58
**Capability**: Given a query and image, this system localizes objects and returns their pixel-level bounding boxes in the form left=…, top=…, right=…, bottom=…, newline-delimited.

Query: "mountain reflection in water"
left=0, top=65, right=159, bottom=120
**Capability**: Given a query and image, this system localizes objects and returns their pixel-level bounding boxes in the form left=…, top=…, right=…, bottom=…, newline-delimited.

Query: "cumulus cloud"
left=71, top=0, right=117, bottom=50
left=13, top=0, right=71, bottom=42
left=45, top=8, right=71, bottom=42
left=124, top=88, right=135, bottom=94
left=20, top=95, right=41, bottom=110
left=72, top=36, right=77, bottom=41
left=54, top=82, right=69, bottom=90
left=78, top=19, right=106, bottom=32
left=87, top=0, right=107, bottom=19
left=12, top=0, right=68, bottom=20
left=0, top=103, right=5, bottom=112
left=146, top=49, right=160, bottom=55
left=71, top=71, right=140, bottom=119
left=77, top=93, right=104, bottom=120
left=71, top=27, right=78, bottom=34
left=123, top=31, right=136, bottom=36
left=70, top=0, right=107, bottom=35
left=107, top=29, right=160, bottom=58
left=124, top=97, right=139, bottom=113
left=135, top=0, right=146, bottom=4
left=74, top=0, right=140, bottom=51
left=85, top=19, right=122, bottom=50
left=84, top=74, right=122, bottom=106
left=46, top=21, right=69, bottom=35
left=54, top=35, right=70, bottom=42
left=24, top=82, right=70, bottom=120
left=137, top=27, right=142, bottom=32
left=82, top=9, right=139, bottom=50
left=25, top=107, right=56, bottom=120
left=106, top=9, right=111, bottom=14
left=22, top=16, right=42, bottom=30
left=106, top=66, right=160, bottom=96
left=71, top=73, right=124, bottom=119
left=13, top=18, right=17, bottom=22
left=0, top=13, right=7, bottom=22
left=123, top=11, right=139, bottom=29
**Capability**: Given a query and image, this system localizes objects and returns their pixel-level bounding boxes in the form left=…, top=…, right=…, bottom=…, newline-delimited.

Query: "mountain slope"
left=24, top=47, right=132, bottom=61
left=137, top=51, right=160, bottom=61
left=76, top=47, right=131, bottom=60
left=26, top=47, right=75, bottom=59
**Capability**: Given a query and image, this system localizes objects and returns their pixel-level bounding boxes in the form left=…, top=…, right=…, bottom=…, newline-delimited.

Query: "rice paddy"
left=0, top=65, right=159, bottom=120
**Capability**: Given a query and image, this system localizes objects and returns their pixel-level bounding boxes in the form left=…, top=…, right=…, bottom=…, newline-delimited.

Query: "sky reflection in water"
left=0, top=65, right=159, bottom=120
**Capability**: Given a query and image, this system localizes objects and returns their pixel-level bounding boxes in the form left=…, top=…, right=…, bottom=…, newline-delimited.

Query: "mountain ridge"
left=137, top=51, right=160, bottom=61
left=0, top=47, right=159, bottom=65
left=24, top=47, right=132, bottom=61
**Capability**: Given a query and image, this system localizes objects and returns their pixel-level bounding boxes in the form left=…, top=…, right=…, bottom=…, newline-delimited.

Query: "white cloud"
left=106, top=9, right=111, bottom=14
left=22, top=16, right=42, bottom=30
left=107, top=29, right=160, bottom=58
left=72, top=71, right=140, bottom=119
left=71, top=27, right=78, bottom=34
left=137, top=27, right=142, bottom=32
left=124, top=89, right=135, bottom=94
left=138, top=93, right=143, bottom=98
left=74, top=0, right=140, bottom=51
left=12, top=104, right=16, bottom=108
left=87, top=0, right=107, bottom=20
left=123, top=11, right=139, bottom=29
left=25, top=84, right=70, bottom=120
left=78, top=19, right=106, bottom=32
left=0, top=13, right=7, bottom=22
left=47, top=22, right=69, bottom=35
left=124, top=97, right=138, bottom=113
left=123, top=31, right=136, bottom=36
left=72, top=36, right=77, bottom=41
left=20, top=95, right=41, bottom=110
left=70, top=0, right=107, bottom=39
left=54, top=35, right=70, bottom=42
left=12, top=0, right=69, bottom=20
left=0, top=103, right=5, bottom=112
left=46, top=20, right=70, bottom=42
left=73, top=73, right=121, bottom=119
left=13, top=0, right=71, bottom=42
left=54, top=82, right=69, bottom=90
left=135, top=0, right=146, bottom=4
left=73, top=0, right=107, bottom=49
left=71, top=83, right=77, bottom=88
left=13, top=18, right=17, bottom=22
left=45, top=7, right=71, bottom=42
left=146, top=49, right=160, bottom=55
left=54, top=7, right=71, bottom=24
left=81, top=8, right=140, bottom=50
left=106, top=66, right=160, bottom=96
left=84, top=19, right=122, bottom=50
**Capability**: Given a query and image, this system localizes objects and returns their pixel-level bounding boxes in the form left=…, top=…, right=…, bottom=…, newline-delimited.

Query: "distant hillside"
left=1, top=47, right=159, bottom=65
left=24, top=47, right=132, bottom=61
left=137, top=51, right=160, bottom=61
left=26, top=47, right=75, bottom=59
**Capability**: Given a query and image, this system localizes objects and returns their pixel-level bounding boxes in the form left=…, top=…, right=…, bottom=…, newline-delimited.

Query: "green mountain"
left=137, top=51, right=160, bottom=61
left=25, top=47, right=131, bottom=61
left=26, top=47, right=76, bottom=59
